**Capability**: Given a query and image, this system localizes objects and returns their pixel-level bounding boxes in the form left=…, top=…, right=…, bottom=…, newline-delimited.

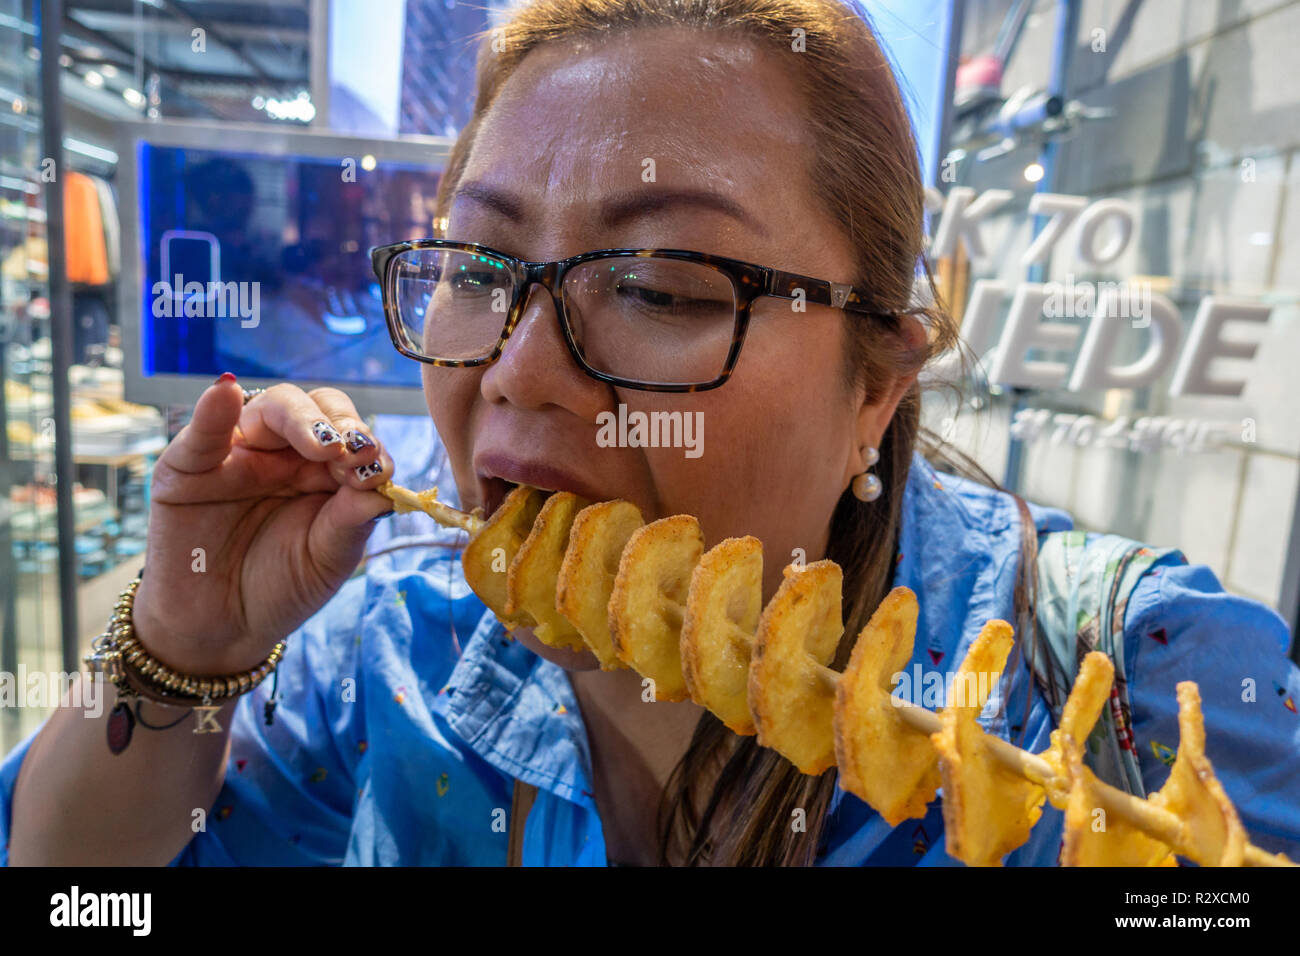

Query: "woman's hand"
left=132, top=376, right=396, bottom=674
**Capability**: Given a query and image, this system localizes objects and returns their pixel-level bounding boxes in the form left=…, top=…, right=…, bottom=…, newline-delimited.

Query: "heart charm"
left=107, top=701, right=134, bottom=755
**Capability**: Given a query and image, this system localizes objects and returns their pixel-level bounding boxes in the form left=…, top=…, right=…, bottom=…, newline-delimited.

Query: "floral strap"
left=1031, top=530, right=1185, bottom=796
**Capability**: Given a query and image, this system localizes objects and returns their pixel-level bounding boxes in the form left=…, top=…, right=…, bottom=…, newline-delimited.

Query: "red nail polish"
left=215, top=372, right=237, bottom=384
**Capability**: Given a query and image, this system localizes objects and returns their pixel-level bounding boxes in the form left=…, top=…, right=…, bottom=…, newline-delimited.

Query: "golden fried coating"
left=555, top=500, right=644, bottom=670
left=679, top=536, right=763, bottom=734
left=1149, top=682, right=1247, bottom=866
left=834, top=586, right=941, bottom=825
left=505, top=492, right=591, bottom=653
left=1058, top=735, right=1176, bottom=866
left=462, top=485, right=545, bottom=629
left=608, top=515, right=704, bottom=702
left=931, top=620, right=1045, bottom=866
left=1042, top=651, right=1116, bottom=809
left=749, top=561, right=842, bottom=775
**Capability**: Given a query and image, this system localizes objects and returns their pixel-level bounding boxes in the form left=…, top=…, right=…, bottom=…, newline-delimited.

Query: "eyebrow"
left=450, top=180, right=768, bottom=239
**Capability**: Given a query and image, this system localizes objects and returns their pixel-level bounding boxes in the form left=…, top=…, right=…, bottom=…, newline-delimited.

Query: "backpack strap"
left=1029, top=528, right=1184, bottom=797
left=507, top=779, right=538, bottom=866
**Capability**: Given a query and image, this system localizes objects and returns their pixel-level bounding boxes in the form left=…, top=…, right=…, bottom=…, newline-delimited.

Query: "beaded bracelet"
left=84, top=572, right=287, bottom=753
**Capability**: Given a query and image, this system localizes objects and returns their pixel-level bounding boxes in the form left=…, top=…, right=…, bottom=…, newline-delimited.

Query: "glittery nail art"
left=355, top=460, right=384, bottom=480
left=345, top=430, right=376, bottom=454
left=313, top=421, right=342, bottom=445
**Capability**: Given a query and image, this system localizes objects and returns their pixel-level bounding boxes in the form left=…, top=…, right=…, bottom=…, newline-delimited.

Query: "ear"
left=842, top=315, right=927, bottom=482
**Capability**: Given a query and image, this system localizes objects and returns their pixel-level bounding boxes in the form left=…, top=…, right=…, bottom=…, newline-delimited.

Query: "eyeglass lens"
left=389, top=247, right=739, bottom=385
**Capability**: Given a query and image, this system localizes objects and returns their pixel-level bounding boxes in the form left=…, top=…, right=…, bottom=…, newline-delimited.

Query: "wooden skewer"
left=383, top=481, right=1295, bottom=867
left=890, top=702, right=1291, bottom=867
left=814, top=662, right=1190, bottom=846
left=378, top=481, right=485, bottom=535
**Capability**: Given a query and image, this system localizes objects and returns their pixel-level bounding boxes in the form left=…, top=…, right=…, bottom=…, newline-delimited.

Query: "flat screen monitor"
left=118, top=121, right=454, bottom=413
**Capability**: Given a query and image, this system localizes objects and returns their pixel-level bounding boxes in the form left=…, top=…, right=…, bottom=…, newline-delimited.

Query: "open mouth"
left=480, top=476, right=561, bottom=520
left=481, top=476, right=517, bottom=520
left=475, top=455, right=605, bottom=519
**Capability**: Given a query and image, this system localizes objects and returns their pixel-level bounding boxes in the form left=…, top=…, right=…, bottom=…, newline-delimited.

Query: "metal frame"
left=40, top=0, right=82, bottom=670
left=1282, top=482, right=1300, bottom=661
left=116, top=119, right=455, bottom=416
left=930, top=0, right=965, bottom=190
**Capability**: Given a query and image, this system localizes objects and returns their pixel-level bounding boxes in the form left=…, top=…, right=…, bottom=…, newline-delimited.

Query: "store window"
left=1, top=0, right=320, bottom=753
left=2, top=0, right=58, bottom=754
left=0, top=0, right=518, bottom=756
left=927, top=0, right=1300, bottom=640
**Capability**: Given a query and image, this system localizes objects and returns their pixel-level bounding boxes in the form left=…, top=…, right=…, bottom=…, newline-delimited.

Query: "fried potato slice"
left=462, top=485, right=545, bottom=629
left=1042, top=651, right=1117, bottom=809
left=679, top=536, right=763, bottom=734
left=931, top=620, right=1045, bottom=866
left=1058, top=735, right=1176, bottom=866
left=749, top=561, right=842, bottom=775
left=608, top=515, right=704, bottom=702
left=505, top=491, right=591, bottom=653
left=556, top=500, right=644, bottom=669
left=1148, top=682, right=1246, bottom=866
left=834, top=586, right=941, bottom=824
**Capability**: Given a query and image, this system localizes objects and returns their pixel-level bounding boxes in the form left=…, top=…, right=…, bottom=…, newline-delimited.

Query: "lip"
left=473, top=450, right=609, bottom=517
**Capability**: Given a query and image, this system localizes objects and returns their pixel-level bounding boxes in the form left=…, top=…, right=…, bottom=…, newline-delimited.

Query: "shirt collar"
left=892, top=453, right=1071, bottom=673
left=443, top=611, right=597, bottom=808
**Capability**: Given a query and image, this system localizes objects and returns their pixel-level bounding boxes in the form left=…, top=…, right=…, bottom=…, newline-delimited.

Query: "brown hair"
left=435, top=0, right=968, bottom=865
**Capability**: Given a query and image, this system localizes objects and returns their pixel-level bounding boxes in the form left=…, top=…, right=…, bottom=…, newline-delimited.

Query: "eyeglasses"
left=370, top=239, right=890, bottom=392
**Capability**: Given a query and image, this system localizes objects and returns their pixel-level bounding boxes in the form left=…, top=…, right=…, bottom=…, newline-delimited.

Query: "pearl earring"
left=852, top=446, right=882, bottom=502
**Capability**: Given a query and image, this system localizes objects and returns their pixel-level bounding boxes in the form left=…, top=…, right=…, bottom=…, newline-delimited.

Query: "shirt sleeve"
left=172, top=575, right=372, bottom=865
left=1124, top=561, right=1300, bottom=861
left=0, top=575, right=371, bottom=867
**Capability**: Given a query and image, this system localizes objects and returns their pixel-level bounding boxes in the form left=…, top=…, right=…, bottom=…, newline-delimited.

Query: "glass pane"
left=930, top=0, right=1300, bottom=617
left=390, top=247, right=514, bottom=360
left=563, top=256, right=736, bottom=384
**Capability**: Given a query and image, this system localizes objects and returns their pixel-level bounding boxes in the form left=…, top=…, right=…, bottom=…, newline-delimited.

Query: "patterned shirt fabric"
left=2, top=452, right=1299, bottom=865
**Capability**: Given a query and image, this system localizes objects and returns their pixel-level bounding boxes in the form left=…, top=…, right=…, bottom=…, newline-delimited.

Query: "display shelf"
left=7, top=498, right=116, bottom=543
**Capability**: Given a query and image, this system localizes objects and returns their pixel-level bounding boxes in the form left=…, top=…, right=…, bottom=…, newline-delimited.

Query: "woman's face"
left=425, top=26, right=918, bottom=669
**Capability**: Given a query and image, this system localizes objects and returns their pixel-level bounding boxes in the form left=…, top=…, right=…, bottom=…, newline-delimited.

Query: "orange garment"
left=63, top=171, right=109, bottom=285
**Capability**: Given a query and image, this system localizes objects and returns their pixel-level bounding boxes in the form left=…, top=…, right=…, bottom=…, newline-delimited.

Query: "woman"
left=5, top=0, right=1299, bottom=866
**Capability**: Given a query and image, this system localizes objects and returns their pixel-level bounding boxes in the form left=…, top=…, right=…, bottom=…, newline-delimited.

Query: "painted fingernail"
left=355, top=460, right=385, bottom=480
left=372, top=508, right=396, bottom=521
left=344, top=429, right=376, bottom=454
left=312, top=421, right=343, bottom=445
left=215, top=372, right=237, bottom=384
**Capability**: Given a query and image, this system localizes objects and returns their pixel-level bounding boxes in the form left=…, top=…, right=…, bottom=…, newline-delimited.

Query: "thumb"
left=306, top=484, right=395, bottom=579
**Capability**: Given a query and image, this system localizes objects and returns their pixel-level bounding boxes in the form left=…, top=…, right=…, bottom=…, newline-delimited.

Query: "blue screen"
left=138, top=143, right=443, bottom=388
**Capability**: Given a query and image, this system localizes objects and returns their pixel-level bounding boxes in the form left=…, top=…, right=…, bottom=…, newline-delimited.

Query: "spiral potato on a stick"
left=380, top=480, right=1295, bottom=867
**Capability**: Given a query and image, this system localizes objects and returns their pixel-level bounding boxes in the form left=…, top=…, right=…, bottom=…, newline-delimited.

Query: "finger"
left=307, top=483, right=400, bottom=581
left=238, top=383, right=350, bottom=463
left=160, top=373, right=244, bottom=474
left=307, top=387, right=394, bottom=490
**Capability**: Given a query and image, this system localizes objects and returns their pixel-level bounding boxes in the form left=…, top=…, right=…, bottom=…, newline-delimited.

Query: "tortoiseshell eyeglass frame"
left=370, top=238, right=893, bottom=393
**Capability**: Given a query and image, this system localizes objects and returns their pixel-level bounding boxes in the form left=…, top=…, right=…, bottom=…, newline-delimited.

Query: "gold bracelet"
left=84, top=575, right=287, bottom=710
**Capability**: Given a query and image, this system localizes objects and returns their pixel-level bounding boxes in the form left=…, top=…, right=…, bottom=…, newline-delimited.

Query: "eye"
left=610, top=266, right=731, bottom=316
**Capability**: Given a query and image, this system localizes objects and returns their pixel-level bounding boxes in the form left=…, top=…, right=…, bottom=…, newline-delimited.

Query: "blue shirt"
left=3, top=452, right=1299, bottom=865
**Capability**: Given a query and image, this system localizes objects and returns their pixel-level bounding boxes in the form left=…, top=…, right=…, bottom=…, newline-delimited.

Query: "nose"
left=478, top=279, right=609, bottom=414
